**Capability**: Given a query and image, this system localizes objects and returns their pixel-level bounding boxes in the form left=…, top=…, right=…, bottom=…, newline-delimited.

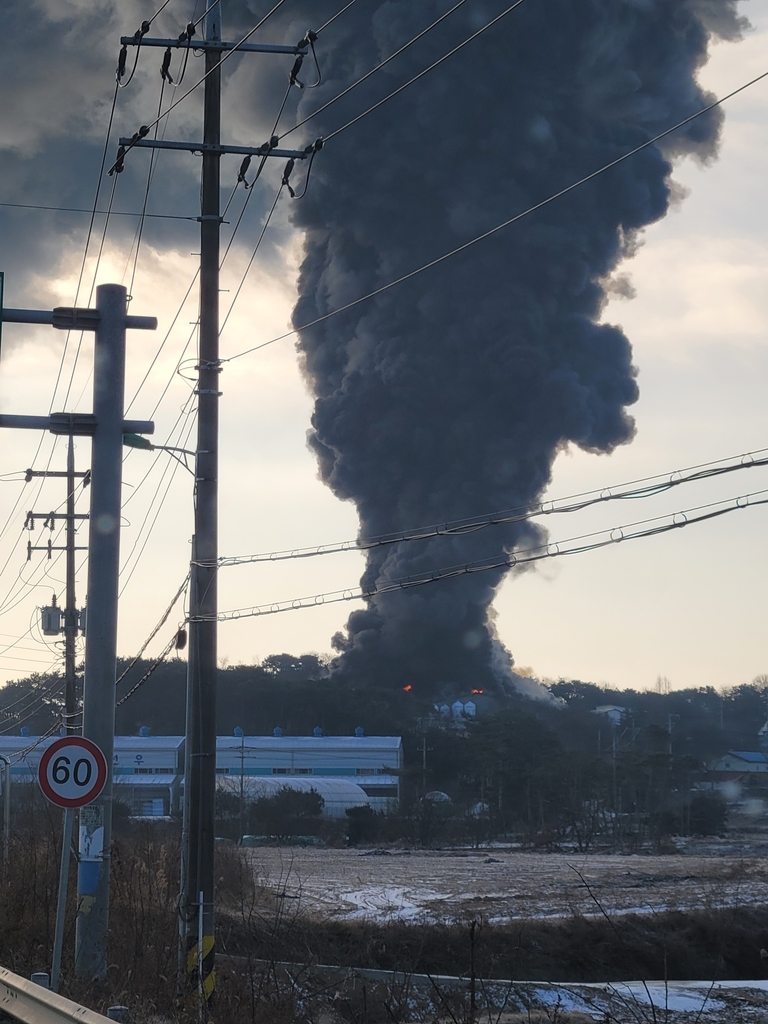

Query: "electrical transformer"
left=41, top=604, right=63, bottom=636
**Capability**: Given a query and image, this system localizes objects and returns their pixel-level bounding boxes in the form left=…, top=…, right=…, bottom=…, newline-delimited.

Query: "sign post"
left=38, top=736, right=108, bottom=993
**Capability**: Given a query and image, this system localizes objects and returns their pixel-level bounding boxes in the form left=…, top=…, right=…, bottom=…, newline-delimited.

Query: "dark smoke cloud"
left=289, top=0, right=746, bottom=695
left=0, top=0, right=747, bottom=697
left=0, top=0, right=291, bottom=314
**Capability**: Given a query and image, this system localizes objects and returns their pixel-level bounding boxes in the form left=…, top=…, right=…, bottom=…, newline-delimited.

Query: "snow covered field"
left=240, top=847, right=768, bottom=1019
left=248, top=846, right=768, bottom=923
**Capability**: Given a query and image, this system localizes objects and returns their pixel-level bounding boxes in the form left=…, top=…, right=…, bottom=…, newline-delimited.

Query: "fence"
left=0, top=967, right=124, bottom=1024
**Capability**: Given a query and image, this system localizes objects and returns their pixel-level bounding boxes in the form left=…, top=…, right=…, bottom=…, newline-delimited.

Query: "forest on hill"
left=3, top=656, right=767, bottom=846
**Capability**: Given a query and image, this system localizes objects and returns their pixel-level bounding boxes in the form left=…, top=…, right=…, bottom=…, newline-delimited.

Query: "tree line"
left=3, top=656, right=766, bottom=848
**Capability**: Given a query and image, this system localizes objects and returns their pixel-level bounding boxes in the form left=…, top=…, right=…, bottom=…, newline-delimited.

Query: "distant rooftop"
left=114, top=736, right=184, bottom=749
left=217, top=735, right=402, bottom=750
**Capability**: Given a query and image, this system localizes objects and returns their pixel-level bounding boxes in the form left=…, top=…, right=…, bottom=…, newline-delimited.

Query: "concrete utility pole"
left=117, top=5, right=321, bottom=1008
left=26, top=436, right=89, bottom=727
left=186, top=5, right=222, bottom=1002
left=64, top=437, right=80, bottom=729
left=75, top=284, right=146, bottom=979
left=26, top=436, right=88, bottom=993
left=0, top=755, right=9, bottom=878
left=0, top=286, right=156, bottom=980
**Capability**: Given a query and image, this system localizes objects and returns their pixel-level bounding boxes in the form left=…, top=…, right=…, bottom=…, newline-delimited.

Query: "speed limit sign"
left=38, top=737, right=108, bottom=808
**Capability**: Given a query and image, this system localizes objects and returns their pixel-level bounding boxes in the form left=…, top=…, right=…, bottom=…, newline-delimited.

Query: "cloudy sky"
left=0, top=0, right=766, bottom=694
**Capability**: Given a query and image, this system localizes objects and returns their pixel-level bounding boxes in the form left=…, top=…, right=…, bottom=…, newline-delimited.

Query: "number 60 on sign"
left=38, top=736, right=108, bottom=808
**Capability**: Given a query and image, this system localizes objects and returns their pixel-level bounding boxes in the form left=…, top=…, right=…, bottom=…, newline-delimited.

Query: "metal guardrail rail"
left=0, top=967, right=112, bottom=1024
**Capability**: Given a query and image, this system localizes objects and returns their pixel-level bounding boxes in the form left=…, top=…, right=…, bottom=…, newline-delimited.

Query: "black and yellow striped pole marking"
left=187, top=929, right=216, bottom=1005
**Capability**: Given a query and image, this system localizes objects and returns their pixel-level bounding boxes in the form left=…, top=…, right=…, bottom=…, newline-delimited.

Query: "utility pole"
left=0, top=755, right=9, bottom=879
left=27, top=436, right=88, bottom=992
left=116, top=7, right=321, bottom=1009
left=65, top=437, right=80, bottom=730
left=186, top=5, right=222, bottom=1003
left=75, top=284, right=139, bottom=979
left=27, top=437, right=89, bottom=728
left=0, top=287, right=156, bottom=981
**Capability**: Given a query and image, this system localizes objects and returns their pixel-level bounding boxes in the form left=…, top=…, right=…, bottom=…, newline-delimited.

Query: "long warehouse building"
left=0, top=729, right=403, bottom=817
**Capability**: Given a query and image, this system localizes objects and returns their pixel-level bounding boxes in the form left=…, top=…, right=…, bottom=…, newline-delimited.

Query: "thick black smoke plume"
left=290, top=0, right=745, bottom=695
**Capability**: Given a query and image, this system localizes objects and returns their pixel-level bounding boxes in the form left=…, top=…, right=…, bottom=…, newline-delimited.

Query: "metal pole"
left=0, top=756, right=10, bottom=876
left=64, top=435, right=79, bottom=733
left=184, top=1, right=221, bottom=1007
left=51, top=807, right=74, bottom=992
left=75, top=284, right=128, bottom=980
left=178, top=537, right=196, bottom=1001
left=51, top=438, right=80, bottom=989
left=239, top=735, right=244, bottom=842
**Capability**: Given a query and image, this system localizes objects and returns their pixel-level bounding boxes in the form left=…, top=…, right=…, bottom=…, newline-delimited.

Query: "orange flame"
left=471, top=689, right=484, bottom=694
left=403, top=684, right=412, bottom=692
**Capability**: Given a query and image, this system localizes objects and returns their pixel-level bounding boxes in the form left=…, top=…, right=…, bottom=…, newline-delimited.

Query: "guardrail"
left=0, top=967, right=115, bottom=1024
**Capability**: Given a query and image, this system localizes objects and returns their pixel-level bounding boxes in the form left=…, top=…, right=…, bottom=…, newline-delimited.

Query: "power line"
left=61, top=171, right=121, bottom=408
left=0, top=673, right=67, bottom=733
left=123, top=72, right=289, bottom=420
left=220, top=184, right=284, bottom=336
left=223, top=67, right=768, bottom=363
left=104, top=580, right=190, bottom=719
left=118, top=397, right=198, bottom=593
left=49, top=82, right=120, bottom=412
left=112, top=195, right=272, bottom=601
left=323, top=0, right=528, bottom=143
left=115, top=629, right=181, bottom=708
left=211, top=488, right=768, bottom=622
left=0, top=517, right=69, bottom=618
left=317, top=0, right=358, bottom=35
left=9, top=722, right=63, bottom=765
left=282, top=0, right=475, bottom=139
left=0, top=202, right=196, bottom=221
left=1, top=681, right=66, bottom=734
left=0, top=650, right=66, bottom=716
left=124, top=271, right=200, bottom=414
left=215, top=447, right=768, bottom=567
left=121, top=388, right=197, bottom=512
left=0, top=75, right=121, bottom=570
left=118, top=1, right=179, bottom=91
left=115, top=574, right=190, bottom=688
left=149, top=326, right=198, bottom=418
left=192, top=0, right=220, bottom=30
left=0, top=443, right=71, bottom=593
left=0, top=445, right=90, bottom=620
left=0, top=544, right=69, bottom=620
left=122, top=58, right=295, bottom=430
left=108, top=0, right=293, bottom=174
left=126, top=78, right=169, bottom=303
left=149, top=0, right=176, bottom=26
left=0, top=655, right=64, bottom=668
left=0, top=472, right=89, bottom=620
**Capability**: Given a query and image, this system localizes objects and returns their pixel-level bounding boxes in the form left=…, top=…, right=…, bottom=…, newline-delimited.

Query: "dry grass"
left=2, top=800, right=768, bottom=1021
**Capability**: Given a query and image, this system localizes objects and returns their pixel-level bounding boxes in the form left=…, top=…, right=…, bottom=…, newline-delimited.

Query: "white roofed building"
left=112, top=734, right=184, bottom=816
left=216, top=732, right=402, bottom=813
left=0, top=729, right=403, bottom=818
left=216, top=775, right=371, bottom=819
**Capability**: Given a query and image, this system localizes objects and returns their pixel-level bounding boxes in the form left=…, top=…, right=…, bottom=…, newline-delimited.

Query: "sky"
left=0, top=0, right=766, bottom=695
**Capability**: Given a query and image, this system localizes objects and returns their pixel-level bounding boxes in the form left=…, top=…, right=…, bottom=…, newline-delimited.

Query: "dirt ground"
left=246, top=845, right=768, bottom=924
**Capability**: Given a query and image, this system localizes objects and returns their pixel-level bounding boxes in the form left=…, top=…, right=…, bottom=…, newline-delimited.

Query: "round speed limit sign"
left=38, top=737, right=108, bottom=808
